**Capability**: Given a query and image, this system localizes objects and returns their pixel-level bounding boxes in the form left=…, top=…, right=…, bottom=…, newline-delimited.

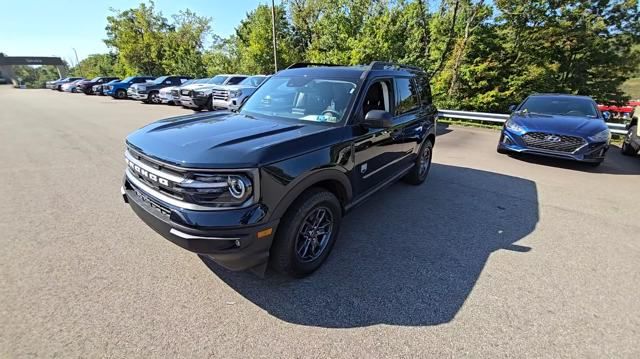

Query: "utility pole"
left=271, top=0, right=278, bottom=73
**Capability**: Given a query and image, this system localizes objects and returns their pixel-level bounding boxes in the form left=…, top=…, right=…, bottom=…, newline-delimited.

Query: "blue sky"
left=0, top=0, right=266, bottom=65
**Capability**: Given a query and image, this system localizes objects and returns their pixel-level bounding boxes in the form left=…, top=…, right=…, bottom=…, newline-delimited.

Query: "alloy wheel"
left=295, top=207, right=333, bottom=262
left=419, top=143, right=432, bottom=178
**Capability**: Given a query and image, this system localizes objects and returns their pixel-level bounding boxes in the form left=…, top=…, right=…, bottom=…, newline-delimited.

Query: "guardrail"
left=438, top=109, right=628, bottom=135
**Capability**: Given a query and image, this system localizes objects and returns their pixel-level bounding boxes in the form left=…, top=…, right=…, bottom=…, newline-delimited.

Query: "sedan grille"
left=212, top=89, right=229, bottom=101
left=522, top=132, right=586, bottom=153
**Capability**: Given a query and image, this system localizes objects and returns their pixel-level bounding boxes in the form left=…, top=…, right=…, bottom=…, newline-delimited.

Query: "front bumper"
left=498, top=129, right=609, bottom=162
left=180, top=96, right=208, bottom=109
left=122, top=176, right=277, bottom=271
left=128, top=89, right=148, bottom=100
left=158, top=93, right=173, bottom=104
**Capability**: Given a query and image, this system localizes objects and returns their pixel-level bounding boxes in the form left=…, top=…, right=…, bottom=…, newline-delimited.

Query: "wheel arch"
left=269, top=168, right=353, bottom=221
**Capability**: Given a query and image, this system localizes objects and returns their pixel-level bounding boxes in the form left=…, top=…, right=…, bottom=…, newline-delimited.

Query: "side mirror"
left=602, top=111, right=611, bottom=121
left=363, top=110, right=393, bottom=128
left=508, top=104, right=517, bottom=112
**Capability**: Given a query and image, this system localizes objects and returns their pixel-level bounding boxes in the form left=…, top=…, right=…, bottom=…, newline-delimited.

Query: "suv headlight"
left=505, top=119, right=525, bottom=133
left=193, top=90, right=205, bottom=97
left=229, top=90, right=242, bottom=98
left=588, top=129, right=610, bottom=142
left=177, top=173, right=255, bottom=207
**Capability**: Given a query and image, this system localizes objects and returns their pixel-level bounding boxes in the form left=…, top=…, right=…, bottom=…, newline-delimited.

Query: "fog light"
left=235, top=239, right=241, bottom=247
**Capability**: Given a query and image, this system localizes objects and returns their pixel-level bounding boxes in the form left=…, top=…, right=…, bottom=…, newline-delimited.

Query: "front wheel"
left=148, top=91, right=160, bottom=104
left=270, top=188, right=342, bottom=277
left=403, top=138, right=433, bottom=185
left=621, top=126, right=637, bottom=156
left=115, top=89, right=127, bottom=99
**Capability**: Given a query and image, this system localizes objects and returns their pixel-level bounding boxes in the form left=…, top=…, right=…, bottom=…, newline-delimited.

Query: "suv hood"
left=126, top=112, right=344, bottom=168
left=511, top=113, right=607, bottom=136
left=180, top=83, right=210, bottom=90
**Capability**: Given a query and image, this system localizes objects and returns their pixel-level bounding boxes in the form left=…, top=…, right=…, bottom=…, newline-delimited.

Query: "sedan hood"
left=126, top=112, right=341, bottom=168
left=511, top=113, right=607, bottom=136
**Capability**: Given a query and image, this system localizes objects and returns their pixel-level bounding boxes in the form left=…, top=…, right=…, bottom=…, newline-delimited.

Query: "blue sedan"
left=498, top=94, right=610, bottom=166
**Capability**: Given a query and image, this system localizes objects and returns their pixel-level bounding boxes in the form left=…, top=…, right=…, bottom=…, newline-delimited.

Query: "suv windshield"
left=90, top=77, right=101, bottom=82
left=240, top=76, right=357, bottom=124
left=207, top=75, right=228, bottom=84
left=519, top=97, right=598, bottom=118
left=240, top=76, right=267, bottom=87
left=151, top=76, right=168, bottom=84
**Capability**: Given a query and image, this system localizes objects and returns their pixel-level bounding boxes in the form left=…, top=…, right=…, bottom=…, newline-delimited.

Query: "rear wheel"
left=115, top=89, right=127, bottom=99
left=621, top=126, right=638, bottom=156
left=270, top=188, right=342, bottom=277
left=403, top=138, right=433, bottom=185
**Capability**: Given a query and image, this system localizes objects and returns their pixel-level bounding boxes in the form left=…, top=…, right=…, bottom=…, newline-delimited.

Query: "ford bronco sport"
left=122, top=62, right=437, bottom=277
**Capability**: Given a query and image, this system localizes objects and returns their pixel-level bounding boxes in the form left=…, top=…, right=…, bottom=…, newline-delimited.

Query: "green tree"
left=69, top=53, right=117, bottom=78
left=104, top=2, right=171, bottom=76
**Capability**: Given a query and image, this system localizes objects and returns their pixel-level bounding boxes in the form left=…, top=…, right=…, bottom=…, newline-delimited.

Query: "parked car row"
left=47, top=73, right=270, bottom=112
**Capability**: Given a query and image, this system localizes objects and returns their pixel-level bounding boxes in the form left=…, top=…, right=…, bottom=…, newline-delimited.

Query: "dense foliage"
left=39, top=1, right=640, bottom=110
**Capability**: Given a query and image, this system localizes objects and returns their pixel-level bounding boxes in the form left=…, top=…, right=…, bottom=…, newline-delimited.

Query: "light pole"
left=72, top=48, right=81, bottom=76
left=271, top=0, right=278, bottom=73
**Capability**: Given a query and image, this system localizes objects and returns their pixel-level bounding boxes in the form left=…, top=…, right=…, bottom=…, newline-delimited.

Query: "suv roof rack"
left=367, top=61, right=422, bottom=72
left=286, top=62, right=343, bottom=69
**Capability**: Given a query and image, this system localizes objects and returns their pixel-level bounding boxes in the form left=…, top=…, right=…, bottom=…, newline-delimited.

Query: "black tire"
left=115, top=89, right=127, bottom=99
left=621, top=126, right=637, bottom=156
left=71, top=88, right=77, bottom=93
left=147, top=91, right=160, bottom=104
left=270, top=188, right=342, bottom=277
left=206, top=96, right=214, bottom=111
left=403, top=138, right=433, bottom=185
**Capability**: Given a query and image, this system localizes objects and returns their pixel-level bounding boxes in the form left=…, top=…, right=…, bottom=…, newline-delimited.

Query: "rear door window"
left=395, top=77, right=419, bottom=115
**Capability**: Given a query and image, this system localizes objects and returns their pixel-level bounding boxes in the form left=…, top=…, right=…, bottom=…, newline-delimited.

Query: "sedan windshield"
left=240, top=76, right=357, bottom=124
left=519, top=97, right=598, bottom=118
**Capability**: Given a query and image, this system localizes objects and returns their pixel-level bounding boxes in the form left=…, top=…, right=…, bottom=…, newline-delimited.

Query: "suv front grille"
left=522, top=132, right=586, bottom=153
left=212, top=89, right=229, bottom=101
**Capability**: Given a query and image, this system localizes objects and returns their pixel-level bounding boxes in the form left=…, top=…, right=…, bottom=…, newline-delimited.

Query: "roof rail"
left=367, top=61, right=422, bottom=72
left=286, top=62, right=342, bottom=69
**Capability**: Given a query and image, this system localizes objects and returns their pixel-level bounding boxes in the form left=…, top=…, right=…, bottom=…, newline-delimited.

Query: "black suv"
left=128, top=75, right=192, bottom=104
left=122, top=62, right=437, bottom=277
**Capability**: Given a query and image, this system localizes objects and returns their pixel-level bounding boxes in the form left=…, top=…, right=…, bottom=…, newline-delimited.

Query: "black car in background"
left=77, top=76, right=120, bottom=95
left=128, top=75, right=192, bottom=104
left=122, top=62, right=437, bottom=277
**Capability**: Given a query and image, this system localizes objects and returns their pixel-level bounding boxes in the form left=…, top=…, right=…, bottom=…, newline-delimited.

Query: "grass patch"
left=621, top=77, right=640, bottom=99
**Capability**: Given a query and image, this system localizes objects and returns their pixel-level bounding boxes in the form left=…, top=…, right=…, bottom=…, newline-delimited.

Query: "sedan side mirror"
left=508, top=104, right=517, bottom=112
left=363, top=110, right=393, bottom=128
left=602, top=111, right=611, bottom=121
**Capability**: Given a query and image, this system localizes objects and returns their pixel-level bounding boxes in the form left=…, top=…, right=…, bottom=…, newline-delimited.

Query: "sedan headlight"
left=177, top=173, right=254, bottom=207
left=505, top=119, right=525, bottom=133
left=588, top=129, right=610, bottom=142
left=229, top=90, right=242, bottom=98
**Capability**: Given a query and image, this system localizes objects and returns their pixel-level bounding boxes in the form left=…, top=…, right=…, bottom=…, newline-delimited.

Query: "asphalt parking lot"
left=1, top=86, right=639, bottom=358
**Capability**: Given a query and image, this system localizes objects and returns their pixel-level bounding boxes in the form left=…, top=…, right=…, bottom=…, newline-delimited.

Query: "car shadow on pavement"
left=200, top=163, right=539, bottom=328
left=508, top=145, right=640, bottom=175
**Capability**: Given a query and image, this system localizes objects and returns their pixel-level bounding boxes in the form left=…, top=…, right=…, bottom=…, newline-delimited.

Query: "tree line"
left=29, top=1, right=640, bottom=111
